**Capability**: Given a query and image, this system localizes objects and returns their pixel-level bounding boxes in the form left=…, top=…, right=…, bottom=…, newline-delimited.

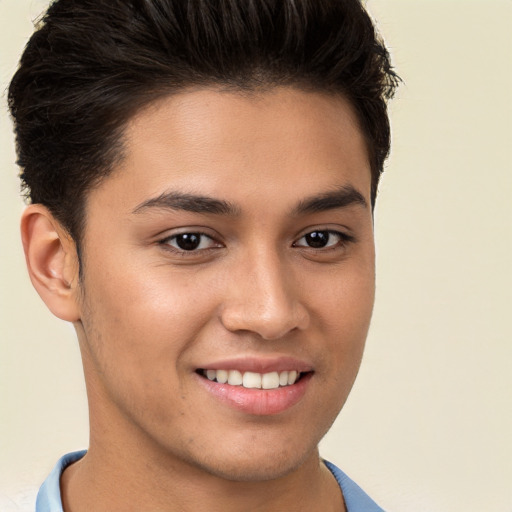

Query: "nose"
left=219, top=250, right=310, bottom=340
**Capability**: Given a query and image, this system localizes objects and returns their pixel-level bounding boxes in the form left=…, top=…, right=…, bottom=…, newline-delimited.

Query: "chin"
left=200, top=455, right=307, bottom=482
left=183, top=439, right=318, bottom=483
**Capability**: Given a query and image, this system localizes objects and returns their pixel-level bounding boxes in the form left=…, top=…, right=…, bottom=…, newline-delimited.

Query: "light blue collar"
left=36, top=451, right=385, bottom=511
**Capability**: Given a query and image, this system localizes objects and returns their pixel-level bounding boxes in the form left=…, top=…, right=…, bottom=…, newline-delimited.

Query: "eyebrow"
left=132, top=191, right=240, bottom=216
left=132, top=184, right=367, bottom=217
left=293, top=185, right=368, bottom=214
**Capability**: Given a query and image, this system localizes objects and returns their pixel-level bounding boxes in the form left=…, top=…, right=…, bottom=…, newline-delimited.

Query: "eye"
left=294, top=230, right=349, bottom=249
left=161, top=232, right=220, bottom=252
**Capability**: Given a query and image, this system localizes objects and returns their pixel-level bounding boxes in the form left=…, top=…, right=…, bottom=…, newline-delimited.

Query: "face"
left=76, top=87, right=375, bottom=481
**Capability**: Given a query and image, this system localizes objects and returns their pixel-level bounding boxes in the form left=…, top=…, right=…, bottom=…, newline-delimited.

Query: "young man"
left=9, top=0, right=398, bottom=510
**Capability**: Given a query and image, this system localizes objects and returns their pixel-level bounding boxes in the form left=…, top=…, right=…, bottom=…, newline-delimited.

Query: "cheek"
left=311, top=260, right=375, bottom=385
left=78, top=275, right=207, bottom=432
left=78, top=258, right=217, bottom=393
left=315, top=256, right=375, bottom=333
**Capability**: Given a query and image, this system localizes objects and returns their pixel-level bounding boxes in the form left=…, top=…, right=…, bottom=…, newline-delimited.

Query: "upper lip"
left=197, top=356, right=314, bottom=374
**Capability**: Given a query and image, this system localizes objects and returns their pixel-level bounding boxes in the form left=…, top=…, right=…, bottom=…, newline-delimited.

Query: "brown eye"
left=162, top=232, right=219, bottom=252
left=304, top=231, right=330, bottom=248
left=295, top=230, right=344, bottom=249
left=174, top=233, right=202, bottom=251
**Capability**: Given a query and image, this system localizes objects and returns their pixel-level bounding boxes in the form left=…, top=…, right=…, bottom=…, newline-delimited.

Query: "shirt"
left=36, top=451, right=385, bottom=511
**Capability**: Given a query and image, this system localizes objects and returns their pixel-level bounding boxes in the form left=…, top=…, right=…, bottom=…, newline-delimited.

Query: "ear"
left=21, top=204, right=81, bottom=322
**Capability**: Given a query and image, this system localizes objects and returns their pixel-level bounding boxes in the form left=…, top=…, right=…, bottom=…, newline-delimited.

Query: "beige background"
left=1, top=1, right=511, bottom=510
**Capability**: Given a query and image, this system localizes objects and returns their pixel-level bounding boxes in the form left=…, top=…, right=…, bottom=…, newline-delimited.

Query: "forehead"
left=88, top=86, right=371, bottom=217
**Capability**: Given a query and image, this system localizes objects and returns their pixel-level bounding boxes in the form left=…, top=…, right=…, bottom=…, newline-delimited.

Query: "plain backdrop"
left=1, top=1, right=511, bottom=511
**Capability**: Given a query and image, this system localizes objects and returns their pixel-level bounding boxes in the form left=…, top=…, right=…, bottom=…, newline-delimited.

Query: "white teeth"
left=262, top=371, right=280, bottom=389
left=203, top=369, right=302, bottom=388
left=288, top=370, right=298, bottom=385
left=243, top=372, right=262, bottom=389
left=216, top=369, right=228, bottom=384
left=228, top=370, right=243, bottom=386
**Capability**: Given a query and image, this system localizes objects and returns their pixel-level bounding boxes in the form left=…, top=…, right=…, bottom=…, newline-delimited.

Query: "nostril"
left=220, top=306, right=309, bottom=341
left=219, top=271, right=309, bottom=338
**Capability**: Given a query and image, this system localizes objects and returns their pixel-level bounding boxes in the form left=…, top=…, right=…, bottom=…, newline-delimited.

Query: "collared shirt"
left=36, top=451, right=385, bottom=511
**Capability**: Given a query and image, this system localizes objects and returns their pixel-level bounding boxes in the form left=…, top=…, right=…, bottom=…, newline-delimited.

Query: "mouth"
left=195, top=366, right=313, bottom=415
left=196, top=369, right=309, bottom=390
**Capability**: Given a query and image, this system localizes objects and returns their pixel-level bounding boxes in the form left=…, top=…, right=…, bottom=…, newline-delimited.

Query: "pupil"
left=305, top=231, right=329, bottom=248
left=176, top=233, right=201, bottom=251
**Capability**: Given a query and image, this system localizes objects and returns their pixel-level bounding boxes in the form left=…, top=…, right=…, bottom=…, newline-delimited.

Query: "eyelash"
left=292, top=229, right=355, bottom=251
left=159, top=232, right=221, bottom=255
left=158, top=228, right=355, bottom=257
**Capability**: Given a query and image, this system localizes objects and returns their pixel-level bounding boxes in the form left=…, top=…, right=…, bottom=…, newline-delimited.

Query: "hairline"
left=67, top=82, right=376, bottom=282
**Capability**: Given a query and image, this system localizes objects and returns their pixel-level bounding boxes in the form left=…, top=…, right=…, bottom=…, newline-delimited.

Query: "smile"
left=199, top=369, right=302, bottom=389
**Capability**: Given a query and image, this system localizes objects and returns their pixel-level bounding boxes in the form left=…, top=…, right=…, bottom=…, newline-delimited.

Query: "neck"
left=61, top=431, right=344, bottom=512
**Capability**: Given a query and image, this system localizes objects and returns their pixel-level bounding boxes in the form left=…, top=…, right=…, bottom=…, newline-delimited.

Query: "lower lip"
left=196, top=372, right=312, bottom=416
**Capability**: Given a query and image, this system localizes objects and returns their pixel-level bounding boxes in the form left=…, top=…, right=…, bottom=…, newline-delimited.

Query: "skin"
left=22, top=87, right=375, bottom=511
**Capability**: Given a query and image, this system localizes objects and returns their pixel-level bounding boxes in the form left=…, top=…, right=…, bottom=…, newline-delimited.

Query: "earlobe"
left=21, top=205, right=81, bottom=322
